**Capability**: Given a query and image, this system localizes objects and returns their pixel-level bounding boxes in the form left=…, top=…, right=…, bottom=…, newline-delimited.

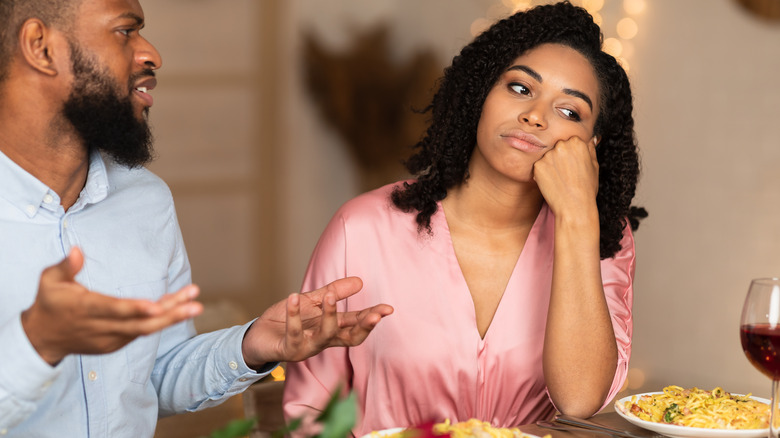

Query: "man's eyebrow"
left=507, top=64, right=593, bottom=110
left=116, top=12, right=144, bottom=27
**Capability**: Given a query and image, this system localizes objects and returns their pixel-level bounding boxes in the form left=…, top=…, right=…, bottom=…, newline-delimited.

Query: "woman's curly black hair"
left=391, top=1, right=647, bottom=259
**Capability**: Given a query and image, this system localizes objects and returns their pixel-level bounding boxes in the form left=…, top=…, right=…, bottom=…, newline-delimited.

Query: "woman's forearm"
left=543, top=208, right=617, bottom=417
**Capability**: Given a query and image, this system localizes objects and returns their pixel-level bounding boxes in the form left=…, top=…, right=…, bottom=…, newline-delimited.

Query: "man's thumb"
left=49, top=247, right=84, bottom=281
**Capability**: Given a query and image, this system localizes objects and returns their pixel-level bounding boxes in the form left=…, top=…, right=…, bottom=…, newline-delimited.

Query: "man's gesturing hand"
left=241, top=277, right=394, bottom=367
left=21, top=247, right=203, bottom=366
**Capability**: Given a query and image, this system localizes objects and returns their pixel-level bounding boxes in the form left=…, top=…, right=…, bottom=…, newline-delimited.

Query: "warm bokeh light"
left=619, top=376, right=630, bottom=392
left=582, top=0, right=605, bottom=12
left=470, top=17, right=493, bottom=36
left=621, top=40, right=635, bottom=58
left=623, top=0, right=647, bottom=16
left=603, top=37, right=623, bottom=57
left=617, top=17, right=639, bottom=39
left=482, top=0, right=642, bottom=73
left=591, top=11, right=603, bottom=26
left=487, top=3, right=509, bottom=20
left=512, top=0, right=533, bottom=12
left=271, top=365, right=286, bottom=381
left=617, top=56, right=630, bottom=73
left=626, top=367, right=646, bottom=390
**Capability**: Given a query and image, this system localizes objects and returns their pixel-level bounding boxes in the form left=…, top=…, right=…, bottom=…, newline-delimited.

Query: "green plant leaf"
left=272, top=417, right=302, bottom=438
left=316, top=392, right=357, bottom=438
left=314, top=388, right=344, bottom=423
left=204, top=417, right=257, bottom=438
left=274, top=387, right=357, bottom=438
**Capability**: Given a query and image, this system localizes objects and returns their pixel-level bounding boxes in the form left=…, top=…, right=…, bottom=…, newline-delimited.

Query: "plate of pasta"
left=614, top=386, right=770, bottom=438
left=364, top=418, right=547, bottom=438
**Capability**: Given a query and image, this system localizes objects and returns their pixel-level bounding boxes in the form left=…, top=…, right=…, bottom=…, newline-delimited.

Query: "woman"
left=283, top=2, right=646, bottom=435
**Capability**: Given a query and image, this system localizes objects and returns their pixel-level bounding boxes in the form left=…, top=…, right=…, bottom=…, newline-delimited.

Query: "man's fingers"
left=334, top=304, right=394, bottom=347
left=306, top=277, right=363, bottom=302
left=317, top=292, right=339, bottom=339
left=155, top=285, right=200, bottom=313
left=83, top=291, right=202, bottom=323
left=83, top=293, right=157, bottom=319
left=285, top=293, right=303, bottom=347
left=85, top=296, right=202, bottom=338
left=338, top=304, right=394, bottom=328
left=111, top=301, right=203, bottom=337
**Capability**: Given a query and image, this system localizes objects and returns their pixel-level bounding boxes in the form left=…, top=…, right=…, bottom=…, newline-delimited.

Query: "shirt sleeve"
left=0, top=315, right=62, bottom=430
left=598, top=225, right=636, bottom=409
left=153, top=320, right=273, bottom=416
left=151, top=206, right=273, bottom=416
left=283, top=211, right=354, bottom=436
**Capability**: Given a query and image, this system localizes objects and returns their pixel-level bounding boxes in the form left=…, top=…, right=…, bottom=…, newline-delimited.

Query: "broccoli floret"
left=663, top=403, right=681, bottom=423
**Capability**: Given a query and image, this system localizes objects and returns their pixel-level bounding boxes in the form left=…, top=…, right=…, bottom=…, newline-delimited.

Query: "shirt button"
left=88, top=371, right=98, bottom=381
left=1, top=428, right=7, bottom=435
left=62, top=219, right=69, bottom=228
left=43, top=194, right=54, bottom=204
left=228, top=361, right=238, bottom=370
left=239, top=377, right=248, bottom=382
left=25, top=205, right=35, bottom=215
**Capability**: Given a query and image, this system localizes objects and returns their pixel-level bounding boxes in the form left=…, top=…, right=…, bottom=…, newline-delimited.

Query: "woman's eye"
left=559, top=108, right=581, bottom=121
left=508, top=83, right=530, bottom=95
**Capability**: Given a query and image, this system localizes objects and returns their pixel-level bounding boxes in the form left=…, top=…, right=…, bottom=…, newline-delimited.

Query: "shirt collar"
left=77, top=150, right=110, bottom=207
left=0, top=149, right=110, bottom=217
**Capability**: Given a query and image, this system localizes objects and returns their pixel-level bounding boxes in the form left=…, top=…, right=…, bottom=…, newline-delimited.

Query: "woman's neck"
left=442, top=173, right=544, bottom=232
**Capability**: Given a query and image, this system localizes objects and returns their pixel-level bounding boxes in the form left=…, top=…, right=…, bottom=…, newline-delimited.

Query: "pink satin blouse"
left=283, top=183, right=635, bottom=436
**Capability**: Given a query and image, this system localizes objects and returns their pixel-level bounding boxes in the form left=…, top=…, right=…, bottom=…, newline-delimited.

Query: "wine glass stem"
left=772, top=379, right=780, bottom=438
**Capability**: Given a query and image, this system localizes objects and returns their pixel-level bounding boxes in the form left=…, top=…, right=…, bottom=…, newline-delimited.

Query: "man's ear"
left=18, top=18, right=60, bottom=77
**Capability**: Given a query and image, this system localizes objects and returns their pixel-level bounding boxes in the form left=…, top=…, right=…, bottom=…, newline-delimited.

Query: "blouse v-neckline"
left=434, top=201, right=549, bottom=341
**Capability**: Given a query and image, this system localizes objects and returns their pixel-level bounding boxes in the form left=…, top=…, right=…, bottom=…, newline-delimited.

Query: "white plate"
left=361, top=427, right=543, bottom=438
left=614, top=392, right=770, bottom=438
left=361, top=427, right=405, bottom=438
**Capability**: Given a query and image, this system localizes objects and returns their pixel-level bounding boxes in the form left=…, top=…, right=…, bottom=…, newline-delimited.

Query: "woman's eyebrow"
left=564, top=88, right=593, bottom=111
left=507, top=64, right=593, bottom=111
left=507, top=65, right=542, bottom=82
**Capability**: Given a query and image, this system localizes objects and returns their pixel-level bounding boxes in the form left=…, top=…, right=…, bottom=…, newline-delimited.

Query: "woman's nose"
left=519, top=105, right=546, bottom=129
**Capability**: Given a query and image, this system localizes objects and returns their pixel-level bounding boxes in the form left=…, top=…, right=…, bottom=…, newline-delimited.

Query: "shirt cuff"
left=0, top=315, right=62, bottom=402
left=213, top=320, right=276, bottom=396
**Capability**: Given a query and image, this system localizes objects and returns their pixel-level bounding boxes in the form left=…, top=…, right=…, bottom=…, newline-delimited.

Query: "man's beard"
left=62, top=41, right=155, bottom=168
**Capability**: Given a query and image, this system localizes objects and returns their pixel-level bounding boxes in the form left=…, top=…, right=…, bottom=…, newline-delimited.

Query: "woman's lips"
left=501, top=131, right=546, bottom=152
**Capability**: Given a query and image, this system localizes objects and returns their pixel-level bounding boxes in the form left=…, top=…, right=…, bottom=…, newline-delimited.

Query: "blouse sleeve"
left=598, top=225, right=636, bottom=409
left=283, top=211, right=354, bottom=435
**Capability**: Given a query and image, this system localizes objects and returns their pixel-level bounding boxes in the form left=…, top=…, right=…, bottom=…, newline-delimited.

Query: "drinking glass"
left=741, top=278, right=780, bottom=437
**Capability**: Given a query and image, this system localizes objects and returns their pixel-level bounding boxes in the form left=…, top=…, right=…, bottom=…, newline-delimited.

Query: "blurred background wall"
left=139, top=0, right=780, bottom=432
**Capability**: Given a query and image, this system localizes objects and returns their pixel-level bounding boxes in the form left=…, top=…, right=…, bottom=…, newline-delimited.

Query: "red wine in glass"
left=741, top=323, right=780, bottom=380
left=741, top=278, right=780, bottom=437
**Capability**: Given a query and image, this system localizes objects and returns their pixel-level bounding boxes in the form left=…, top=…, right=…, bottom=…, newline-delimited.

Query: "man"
left=0, top=0, right=394, bottom=436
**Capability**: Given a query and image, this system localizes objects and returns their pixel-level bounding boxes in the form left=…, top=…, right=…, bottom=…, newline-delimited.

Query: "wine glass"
left=741, top=278, right=780, bottom=437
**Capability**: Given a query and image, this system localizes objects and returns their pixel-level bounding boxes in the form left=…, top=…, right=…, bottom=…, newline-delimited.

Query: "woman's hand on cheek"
left=532, top=135, right=599, bottom=217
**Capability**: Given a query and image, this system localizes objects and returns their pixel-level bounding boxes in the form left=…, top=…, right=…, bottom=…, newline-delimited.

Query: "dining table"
left=518, top=411, right=662, bottom=437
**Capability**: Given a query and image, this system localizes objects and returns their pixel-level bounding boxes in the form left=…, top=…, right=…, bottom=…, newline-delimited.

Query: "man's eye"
left=509, top=83, right=529, bottom=95
left=560, top=108, right=581, bottom=121
left=118, top=29, right=133, bottom=36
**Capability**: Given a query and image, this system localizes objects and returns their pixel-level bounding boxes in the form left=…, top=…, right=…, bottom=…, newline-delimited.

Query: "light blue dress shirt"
left=0, top=150, right=268, bottom=437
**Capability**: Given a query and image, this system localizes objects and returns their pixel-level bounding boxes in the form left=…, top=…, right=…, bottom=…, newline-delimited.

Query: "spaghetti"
left=372, top=419, right=549, bottom=438
left=619, top=385, right=769, bottom=430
